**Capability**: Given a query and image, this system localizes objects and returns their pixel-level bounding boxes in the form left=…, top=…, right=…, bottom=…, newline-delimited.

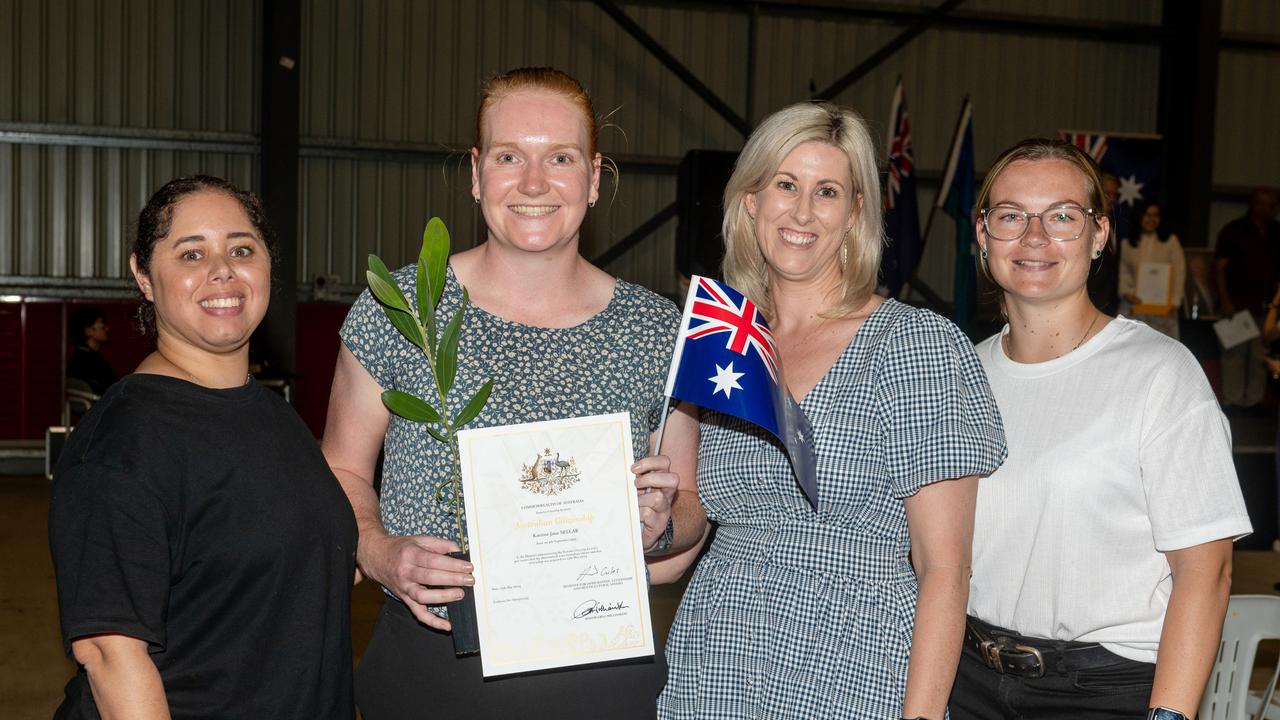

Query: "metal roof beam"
left=591, top=0, right=752, bottom=135
left=812, top=0, right=965, bottom=101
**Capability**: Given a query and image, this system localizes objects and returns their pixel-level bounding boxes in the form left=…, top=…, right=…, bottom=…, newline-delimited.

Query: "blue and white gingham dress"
left=658, top=300, right=1007, bottom=720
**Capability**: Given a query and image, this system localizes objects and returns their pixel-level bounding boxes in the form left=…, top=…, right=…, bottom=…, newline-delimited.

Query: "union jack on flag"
left=1067, top=132, right=1108, bottom=163
left=663, top=275, right=819, bottom=508
left=685, top=277, right=779, bottom=382
left=886, top=92, right=914, bottom=209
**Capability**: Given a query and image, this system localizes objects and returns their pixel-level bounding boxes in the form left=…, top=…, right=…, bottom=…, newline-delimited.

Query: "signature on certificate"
left=576, top=563, right=622, bottom=582
left=573, top=599, right=629, bottom=619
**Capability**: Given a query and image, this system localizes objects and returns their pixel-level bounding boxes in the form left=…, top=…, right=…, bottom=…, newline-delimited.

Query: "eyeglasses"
left=979, top=204, right=1100, bottom=242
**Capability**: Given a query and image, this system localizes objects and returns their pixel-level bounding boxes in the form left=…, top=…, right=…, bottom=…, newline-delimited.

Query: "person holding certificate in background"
left=322, top=67, right=699, bottom=719
left=656, top=102, right=1007, bottom=720
left=950, top=139, right=1251, bottom=720
left=1119, top=200, right=1184, bottom=339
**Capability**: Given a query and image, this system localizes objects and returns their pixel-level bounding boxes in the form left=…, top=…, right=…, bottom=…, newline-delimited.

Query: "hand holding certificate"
left=458, top=412, right=655, bottom=676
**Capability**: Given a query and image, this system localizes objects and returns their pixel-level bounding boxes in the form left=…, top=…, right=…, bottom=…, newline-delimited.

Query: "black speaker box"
left=676, top=150, right=738, bottom=280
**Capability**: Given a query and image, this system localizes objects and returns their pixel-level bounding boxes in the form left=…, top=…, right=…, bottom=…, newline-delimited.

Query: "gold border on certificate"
left=459, top=412, right=654, bottom=676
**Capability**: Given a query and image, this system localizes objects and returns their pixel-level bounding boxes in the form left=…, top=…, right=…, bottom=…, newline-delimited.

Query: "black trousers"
left=355, top=598, right=667, bottom=720
left=949, top=633, right=1155, bottom=720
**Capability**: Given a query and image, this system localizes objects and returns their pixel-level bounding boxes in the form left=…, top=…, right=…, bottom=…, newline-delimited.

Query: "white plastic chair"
left=1201, top=594, right=1280, bottom=720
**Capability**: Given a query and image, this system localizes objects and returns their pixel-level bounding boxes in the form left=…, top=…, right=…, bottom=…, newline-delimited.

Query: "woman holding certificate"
left=1118, top=200, right=1185, bottom=339
left=323, top=67, right=698, bottom=719
left=656, top=102, right=1007, bottom=720
left=949, top=139, right=1250, bottom=720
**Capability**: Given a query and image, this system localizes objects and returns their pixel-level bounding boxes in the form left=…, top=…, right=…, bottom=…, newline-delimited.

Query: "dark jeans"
left=949, top=628, right=1155, bottom=719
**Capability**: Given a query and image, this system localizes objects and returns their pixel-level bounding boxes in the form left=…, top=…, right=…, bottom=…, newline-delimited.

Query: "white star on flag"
left=1117, top=174, right=1145, bottom=206
left=708, top=362, right=745, bottom=398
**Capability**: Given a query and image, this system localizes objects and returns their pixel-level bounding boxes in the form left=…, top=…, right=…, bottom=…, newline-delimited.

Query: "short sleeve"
left=339, top=265, right=417, bottom=389
left=49, top=460, right=172, bottom=655
left=1141, top=357, right=1252, bottom=551
left=877, top=311, right=1008, bottom=499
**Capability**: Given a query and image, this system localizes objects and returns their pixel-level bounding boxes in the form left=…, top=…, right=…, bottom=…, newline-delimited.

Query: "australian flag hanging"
left=664, top=275, right=819, bottom=509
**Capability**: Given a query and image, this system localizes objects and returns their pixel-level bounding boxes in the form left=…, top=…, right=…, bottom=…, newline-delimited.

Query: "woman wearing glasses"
left=949, top=138, right=1250, bottom=720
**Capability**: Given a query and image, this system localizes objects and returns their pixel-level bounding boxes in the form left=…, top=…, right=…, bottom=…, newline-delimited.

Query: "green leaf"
left=366, top=256, right=411, bottom=314
left=421, top=218, right=450, bottom=308
left=383, top=306, right=425, bottom=350
left=380, top=390, right=442, bottom=423
left=436, top=289, right=467, bottom=395
left=423, top=425, right=448, bottom=444
left=454, top=379, right=492, bottom=428
left=416, top=259, right=438, bottom=353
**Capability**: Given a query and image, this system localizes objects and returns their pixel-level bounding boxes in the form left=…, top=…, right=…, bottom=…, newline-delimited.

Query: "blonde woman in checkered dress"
left=653, top=103, right=1007, bottom=720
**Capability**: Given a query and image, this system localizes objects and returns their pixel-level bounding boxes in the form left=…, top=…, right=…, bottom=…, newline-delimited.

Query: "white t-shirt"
left=969, top=316, right=1252, bottom=663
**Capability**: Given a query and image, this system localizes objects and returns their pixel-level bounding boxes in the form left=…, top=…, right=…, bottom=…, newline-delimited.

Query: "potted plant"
left=365, top=217, right=492, bottom=655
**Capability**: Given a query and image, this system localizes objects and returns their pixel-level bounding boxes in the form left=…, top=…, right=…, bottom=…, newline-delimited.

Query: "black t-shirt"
left=49, top=374, right=357, bottom=719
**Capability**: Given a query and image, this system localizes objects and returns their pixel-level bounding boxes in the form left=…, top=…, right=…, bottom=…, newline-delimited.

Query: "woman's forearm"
left=902, top=566, right=969, bottom=720
left=1150, top=542, right=1233, bottom=715
left=74, top=635, right=171, bottom=720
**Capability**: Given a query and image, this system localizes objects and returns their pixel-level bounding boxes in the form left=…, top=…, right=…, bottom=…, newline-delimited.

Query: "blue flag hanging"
left=663, top=275, right=819, bottom=509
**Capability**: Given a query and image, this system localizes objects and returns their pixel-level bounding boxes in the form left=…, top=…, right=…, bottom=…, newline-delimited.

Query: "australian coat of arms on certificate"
left=520, top=449, right=582, bottom=495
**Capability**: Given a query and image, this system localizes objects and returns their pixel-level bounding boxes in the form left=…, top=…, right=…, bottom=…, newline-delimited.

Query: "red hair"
left=475, top=67, right=598, bottom=154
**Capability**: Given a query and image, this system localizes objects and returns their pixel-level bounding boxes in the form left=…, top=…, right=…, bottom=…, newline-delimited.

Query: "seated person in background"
left=66, top=306, right=116, bottom=395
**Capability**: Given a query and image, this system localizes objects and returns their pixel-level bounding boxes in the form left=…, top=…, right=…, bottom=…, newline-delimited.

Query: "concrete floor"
left=3, top=473, right=1278, bottom=719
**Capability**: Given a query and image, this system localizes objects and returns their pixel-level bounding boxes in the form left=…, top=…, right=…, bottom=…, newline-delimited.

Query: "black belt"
left=964, top=616, right=1129, bottom=679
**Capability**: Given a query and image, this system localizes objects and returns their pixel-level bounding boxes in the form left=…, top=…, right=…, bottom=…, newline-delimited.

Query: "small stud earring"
left=473, top=196, right=479, bottom=205
left=980, top=247, right=988, bottom=259
left=589, top=201, right=595, bottom=208
left=1094, top=248, right=1102, bottom=258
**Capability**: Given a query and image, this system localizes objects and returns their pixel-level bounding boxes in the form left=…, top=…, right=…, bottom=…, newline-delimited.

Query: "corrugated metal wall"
left=0, top=0, right=259, bottom=283
left=0, top=0, right=1274, bottom=301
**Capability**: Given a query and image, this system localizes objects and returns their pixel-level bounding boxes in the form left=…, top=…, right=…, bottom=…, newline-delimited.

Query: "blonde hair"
left=475, top=67, right=598, bottom=154
left=721, top=102, right=883, bottom=319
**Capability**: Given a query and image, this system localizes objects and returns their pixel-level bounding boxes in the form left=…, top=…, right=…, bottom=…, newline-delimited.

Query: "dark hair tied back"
left=131, top=175, right=277, bottom=334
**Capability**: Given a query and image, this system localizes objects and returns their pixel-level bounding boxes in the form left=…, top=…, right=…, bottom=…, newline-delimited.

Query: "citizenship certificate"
left=458, top=412, right=654, bottom=676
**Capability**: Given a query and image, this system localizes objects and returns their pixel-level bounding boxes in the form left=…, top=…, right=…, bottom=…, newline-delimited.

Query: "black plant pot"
left=446, top=550, right=480, bottom=656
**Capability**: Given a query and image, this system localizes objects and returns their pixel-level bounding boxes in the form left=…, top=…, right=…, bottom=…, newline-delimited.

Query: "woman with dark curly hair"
left=49, top=175, right=357, bottom=719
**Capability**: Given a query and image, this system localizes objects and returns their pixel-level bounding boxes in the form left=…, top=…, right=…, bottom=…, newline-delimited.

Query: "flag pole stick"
left=653, top=396, right=673, bottom=456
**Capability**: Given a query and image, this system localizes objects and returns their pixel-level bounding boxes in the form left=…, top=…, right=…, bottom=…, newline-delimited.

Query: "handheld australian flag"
left=662, top=275, right=819, bottom=509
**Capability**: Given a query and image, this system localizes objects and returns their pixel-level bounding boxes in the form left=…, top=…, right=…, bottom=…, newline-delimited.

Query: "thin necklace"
left=1004, top=311, right=1101, bottom=360
left=1072, top=312, right=1101, bottom=351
